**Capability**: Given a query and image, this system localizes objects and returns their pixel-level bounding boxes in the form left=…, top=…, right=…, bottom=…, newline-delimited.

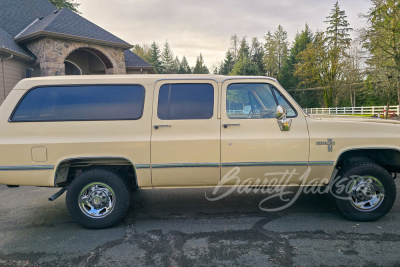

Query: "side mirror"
left=276, top=105, right=292, bottom=131
left=276, top=105, right=287, bottom=120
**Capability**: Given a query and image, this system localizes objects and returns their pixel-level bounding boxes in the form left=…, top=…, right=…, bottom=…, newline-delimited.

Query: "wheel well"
left=336, top=149, right=400, bottom=174
left=54, top=157, right=137, bottom=189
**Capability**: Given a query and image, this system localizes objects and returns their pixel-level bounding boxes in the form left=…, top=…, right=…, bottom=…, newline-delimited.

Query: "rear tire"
left=66, top=168, right=130, bottom=229
left=332, top=163, right=396, bottom=222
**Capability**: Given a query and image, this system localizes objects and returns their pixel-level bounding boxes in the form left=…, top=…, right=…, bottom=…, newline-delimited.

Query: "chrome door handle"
left=154, top=125, right=171, bottom=129
left=223, top=123, right=240, bottom=128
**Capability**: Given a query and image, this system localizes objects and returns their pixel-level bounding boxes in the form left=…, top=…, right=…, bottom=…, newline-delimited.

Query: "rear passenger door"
left=150, top=80, right=220, bottom=187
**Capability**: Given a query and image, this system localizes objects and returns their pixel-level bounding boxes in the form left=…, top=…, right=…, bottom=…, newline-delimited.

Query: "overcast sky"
left=79, top=0, right=372, bottom=68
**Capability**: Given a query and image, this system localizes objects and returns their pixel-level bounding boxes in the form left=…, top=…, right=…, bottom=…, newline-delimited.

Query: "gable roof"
left=0, top=26, right=35, bottom=60
left=15, top=8, right=132, bottom=49
left=124, top=50, right=153, bottom=69
left=0, top=0, right=57, bottom=38
left=0, top=0, right=151, bottom=69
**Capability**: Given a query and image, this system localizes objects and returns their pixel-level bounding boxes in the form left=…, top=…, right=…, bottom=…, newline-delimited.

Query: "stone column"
left=26, top=38, right=66, bottom=76
left=39, top=62, right=65, bottom=76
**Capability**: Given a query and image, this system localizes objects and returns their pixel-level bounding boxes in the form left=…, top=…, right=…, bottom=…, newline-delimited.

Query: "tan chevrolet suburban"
left=0, top=75, right=399, bottom=229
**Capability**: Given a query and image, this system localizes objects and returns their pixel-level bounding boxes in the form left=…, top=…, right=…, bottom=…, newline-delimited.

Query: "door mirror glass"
left=276, top=105, right=287, bottom=120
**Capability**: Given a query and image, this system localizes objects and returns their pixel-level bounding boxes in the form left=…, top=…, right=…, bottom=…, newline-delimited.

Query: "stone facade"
left=25, top=37, right=126, bottom=76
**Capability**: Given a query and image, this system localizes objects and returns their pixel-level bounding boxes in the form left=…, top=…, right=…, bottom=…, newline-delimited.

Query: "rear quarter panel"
left=0, top=80, right=153, bottom=187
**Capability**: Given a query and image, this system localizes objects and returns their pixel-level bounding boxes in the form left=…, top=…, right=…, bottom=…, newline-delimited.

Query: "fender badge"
left=316, top=138, right=335, bottom=152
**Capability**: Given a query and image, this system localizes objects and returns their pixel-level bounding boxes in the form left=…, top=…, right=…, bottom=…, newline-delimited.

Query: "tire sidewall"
left=333, top=164, right=396, bottom=221
left=66, top=169, right=130, bottom=229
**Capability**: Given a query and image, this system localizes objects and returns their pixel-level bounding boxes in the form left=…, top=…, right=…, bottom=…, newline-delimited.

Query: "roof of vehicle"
left=13, top=75, right=278, bottom=90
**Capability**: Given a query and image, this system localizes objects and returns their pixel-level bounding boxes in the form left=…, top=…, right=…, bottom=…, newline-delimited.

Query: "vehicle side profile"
left=0, top=75, right=399, bottom=228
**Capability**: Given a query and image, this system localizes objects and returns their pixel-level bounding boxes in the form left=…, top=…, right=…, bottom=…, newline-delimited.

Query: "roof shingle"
left=124, top=50, right=153, bottom=68
left=0, top=0, right=56, bottom=37
left=0, top=26, right=35, bottom=59
left=15, top=8, right=130, bottom=47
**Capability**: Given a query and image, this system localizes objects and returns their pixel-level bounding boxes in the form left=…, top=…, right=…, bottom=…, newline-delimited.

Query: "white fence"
left=303, top=105, right=400, bottom=116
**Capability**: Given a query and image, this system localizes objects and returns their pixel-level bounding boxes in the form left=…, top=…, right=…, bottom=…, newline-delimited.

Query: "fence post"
left=336, top=107, right=338, bottom=114
left=361, top=106, right=364, bottom=115
left=398, top=105, right=399, bottom=116
left=352, top=107, right=354, bottom=115
left=372, top=106, right=375, bottom=115
left=344, top=107, right=346, bottom=114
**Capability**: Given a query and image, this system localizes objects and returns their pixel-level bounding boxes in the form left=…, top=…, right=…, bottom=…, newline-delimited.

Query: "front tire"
left=333, top=163, right=396, bottom=222
left=66, top=168, right=130, bottom=229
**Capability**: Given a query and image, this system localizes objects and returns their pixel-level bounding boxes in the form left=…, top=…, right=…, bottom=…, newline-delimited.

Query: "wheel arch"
left=334, top=147, right=400, bottom=175
left=54, top=157, right=138, bottom=188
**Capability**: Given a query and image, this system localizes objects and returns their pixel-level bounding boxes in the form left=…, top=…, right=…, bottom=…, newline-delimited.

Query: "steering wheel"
left=247, top=107, right=257, bottom=118
left=262, top=110, right=276, bottom=118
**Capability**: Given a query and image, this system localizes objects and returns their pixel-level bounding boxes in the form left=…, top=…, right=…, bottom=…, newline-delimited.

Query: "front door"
left=151, top=80, right=221, bottom=187
left=221, top=80, right=310, bottom=186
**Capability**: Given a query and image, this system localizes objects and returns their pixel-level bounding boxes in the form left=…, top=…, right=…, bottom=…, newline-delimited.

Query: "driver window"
left=227, top=83, right=277, bottom=119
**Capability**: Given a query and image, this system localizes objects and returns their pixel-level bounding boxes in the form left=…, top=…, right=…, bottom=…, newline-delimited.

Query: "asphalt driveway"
left=1, top=180, right=400, bottom=267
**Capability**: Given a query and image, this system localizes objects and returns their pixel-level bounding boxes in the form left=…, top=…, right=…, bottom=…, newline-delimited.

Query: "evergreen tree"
left=274, top=25, right=289, bottom=73
left=231, top=37, right=262, bottom=76
left=148, top=42, right=164, bottom=74
left=250, top=37, right=265, bottom=75
left=295, top=3, right=352, bottom=107
left=264, top=26, right=289, bottom=78
left=279, top=24, right=317, bottom=108
left=220, top=51, right=235, bottom=75
left=264, top=31, right=277, bottom=77
left=279, top=24, right=313, bottom=89
left=193, top=54, right=209, bottom=74
left=230, top=34, right=240, bottom=62
left=178, top=56, right=192, bottom=74
left=212, top=65, right=220, bottom=74
left=238, top=37, right=250, bottom=60
left=230, top=57, right=262, bottom=76
left=169, top=56, right=180, bottom=74
left=162, top=40, right=175, bottom=74
left=49, top=0, right=80, bottom=13
left=325, top=2, right=353, bottom=54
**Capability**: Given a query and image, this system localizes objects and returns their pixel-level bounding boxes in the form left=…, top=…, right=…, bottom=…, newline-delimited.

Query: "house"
left=0, top=0, right=154, bottom=104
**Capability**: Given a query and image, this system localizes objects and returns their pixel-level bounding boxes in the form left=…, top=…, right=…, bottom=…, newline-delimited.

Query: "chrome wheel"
left=78, top=182, right=116, bottom=218
left=350, top=176, right=385, bottom=211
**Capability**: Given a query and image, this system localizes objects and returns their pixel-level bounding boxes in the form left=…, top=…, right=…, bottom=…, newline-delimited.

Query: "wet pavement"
left=1, top=181, right=400, bottom=267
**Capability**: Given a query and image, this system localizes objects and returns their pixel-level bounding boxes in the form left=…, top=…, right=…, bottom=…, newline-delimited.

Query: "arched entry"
left=64, top=48, right=113, bottom=75
left=65, top=60, right=82, bottom=75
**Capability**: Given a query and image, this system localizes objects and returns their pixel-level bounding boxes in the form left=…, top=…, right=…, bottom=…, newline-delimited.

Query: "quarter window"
left=11, top=85, right=145, bottom=122
left=158, top=83, right=214, bottom=120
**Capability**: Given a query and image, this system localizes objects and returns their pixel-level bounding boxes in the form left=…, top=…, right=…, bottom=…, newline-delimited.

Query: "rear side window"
left=11, top=85, right=145, bottom=122
left=158, top=83, right=214, bottom=120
